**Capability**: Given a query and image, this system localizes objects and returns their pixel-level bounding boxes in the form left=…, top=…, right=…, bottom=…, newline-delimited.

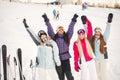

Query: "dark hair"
left=54, top=32, right=70, bottom=46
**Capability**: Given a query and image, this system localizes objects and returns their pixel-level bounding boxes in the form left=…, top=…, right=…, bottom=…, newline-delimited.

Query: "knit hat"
left=38, top=30, right=47, bottom=37
left=56, top=26, right=64, bottom=32
left=77, top=29, right=85, bottom=34
left=94, top=27, right=102, bottom=32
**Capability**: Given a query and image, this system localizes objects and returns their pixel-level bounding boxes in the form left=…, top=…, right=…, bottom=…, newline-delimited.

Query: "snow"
left=0, top=1, right=120, bottom=80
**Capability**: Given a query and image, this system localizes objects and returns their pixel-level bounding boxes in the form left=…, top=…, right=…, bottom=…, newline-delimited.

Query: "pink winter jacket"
left=73, top=18, right=93, bottom=72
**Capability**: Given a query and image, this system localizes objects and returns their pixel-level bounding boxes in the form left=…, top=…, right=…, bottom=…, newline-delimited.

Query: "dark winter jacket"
left=45, top=21, right=76, bottom=60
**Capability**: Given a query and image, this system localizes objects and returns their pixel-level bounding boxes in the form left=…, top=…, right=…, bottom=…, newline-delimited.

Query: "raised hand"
left=42, top=13, right=49, bottom=22
left=81, top=15, right=86, bottom=24
left=108, top=13, right=113, bottom=23
left=72, top=14, right=78, bottom=22
left=23, top=18, right=29, bottom=28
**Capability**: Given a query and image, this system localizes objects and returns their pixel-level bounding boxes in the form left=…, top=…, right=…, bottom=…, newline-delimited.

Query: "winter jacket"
left=86, top=19, right=111, bottom=60
left=26, top=28, right=61, bottom=69
left=73, top=39, right=94, bottom=72
left=73, top=18, right=95, bottom=72
left=36, top=40, right=61, bottom=69
left=93, top=23, right=111, bottom=60
left=45, top=21, right=76, bottom=60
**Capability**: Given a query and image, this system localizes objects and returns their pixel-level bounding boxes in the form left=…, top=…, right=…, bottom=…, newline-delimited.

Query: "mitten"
left=55, top=65, right=63, bottom=80
left=36, top=57, right=39, bottom=65
left=42, top=13, right=49, bottom=22
left=81, top=15, right=86, bottom=24
left=108, top=13, right=113, bottom=23
left=56, top=66, right=62, bottom=73
left=72, top=14, right=78, bottom=22
left=23, top=18, right=29, bottom=28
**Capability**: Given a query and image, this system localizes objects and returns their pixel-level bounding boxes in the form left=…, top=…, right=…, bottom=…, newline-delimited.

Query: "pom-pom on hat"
left=38, top=30, right=47, bottom=37
left=77, top=29, right=85, bottom=34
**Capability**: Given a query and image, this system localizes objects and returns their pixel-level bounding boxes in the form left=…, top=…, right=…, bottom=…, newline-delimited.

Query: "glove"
left=72, top=14, right=78, bottom=22
left=23, top=18, right=29, bottom=28
left=56, top=65, right=62, bottom=73
left=36, top=57, right=39, bottom=65
left=108, top=13, right=113, bottom=23
left=74, top=62, right=79, bottom=72
left=42, top=13, right=49, bottom=22
left=81, top=15, right=86, bottom=24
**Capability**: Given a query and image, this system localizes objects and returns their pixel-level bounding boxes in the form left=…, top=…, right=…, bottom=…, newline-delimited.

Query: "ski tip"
left=17, top=48, right=22, bottom=53
left=2, top=44, right=6, bottom=48
left=2, top=44, right=7, bottom=51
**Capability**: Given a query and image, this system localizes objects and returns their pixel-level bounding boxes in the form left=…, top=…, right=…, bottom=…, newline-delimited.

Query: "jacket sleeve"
left=85, top=18, right=93, bottom=40
left=103, top=23, right=111, bottom=42
left=52, top=40, right=61, bottom=66
left=67, top=21, right=76, bottom=39
left=73, top=42, right=79, bottom=71
left=45, top=21, right=55, bottom=39
left=26, top=28, right=40, bottom=46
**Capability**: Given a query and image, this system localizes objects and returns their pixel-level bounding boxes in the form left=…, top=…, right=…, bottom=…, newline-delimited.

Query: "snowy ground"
left=0, top=1, right=120, bottom=80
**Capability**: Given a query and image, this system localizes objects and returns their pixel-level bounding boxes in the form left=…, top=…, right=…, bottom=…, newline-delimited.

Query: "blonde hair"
left=76, top=37, right=94, bottom=58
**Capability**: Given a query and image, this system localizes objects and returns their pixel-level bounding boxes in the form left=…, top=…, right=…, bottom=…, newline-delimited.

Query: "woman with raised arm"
left=81, top=13, right=113, bottom=80
left=42, top=13, right=78, bottom=80
left=23, top=19, right=61, bottom=80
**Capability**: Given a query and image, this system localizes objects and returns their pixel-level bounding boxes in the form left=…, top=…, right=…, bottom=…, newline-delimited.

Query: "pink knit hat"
left=56, top=26, right=64, bottom=32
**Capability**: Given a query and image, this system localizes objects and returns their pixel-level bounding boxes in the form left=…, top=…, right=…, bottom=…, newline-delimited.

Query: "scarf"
left=76, top=38, right=95, bottom=59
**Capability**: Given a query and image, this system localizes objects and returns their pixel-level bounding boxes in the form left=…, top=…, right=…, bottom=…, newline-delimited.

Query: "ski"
left=7, top=54, right=14, bottom=80
left=0, top=48, right=2, bottom=80
left=17, top=48, right=25, bottom=80
left=2, top=45, right=7, bottom=80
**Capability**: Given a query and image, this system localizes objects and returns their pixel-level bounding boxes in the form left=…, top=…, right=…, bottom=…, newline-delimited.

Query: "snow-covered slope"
left=0, top=1, right=120, bottom=80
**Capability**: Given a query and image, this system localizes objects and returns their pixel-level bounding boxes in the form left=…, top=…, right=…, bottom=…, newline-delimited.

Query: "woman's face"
left=40, top=34, right=47, bottom=42
left=94, top=31, right=101, bottom=39
left=57, top=29, right=64, bottom=34
left=78, top=33, right=85, bottom=40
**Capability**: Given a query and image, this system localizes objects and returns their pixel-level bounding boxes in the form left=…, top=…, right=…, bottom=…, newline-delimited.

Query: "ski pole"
left=13, top=57, right=17, bottom=80
left=30, top=59, right=34, bottom=80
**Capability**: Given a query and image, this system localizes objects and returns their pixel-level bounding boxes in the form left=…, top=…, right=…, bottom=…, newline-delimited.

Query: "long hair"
left=76, top=37, right=94, bottom=58
left=54, top=32, right=70, bottom=46
left=91, top=33, right=106, bottom=54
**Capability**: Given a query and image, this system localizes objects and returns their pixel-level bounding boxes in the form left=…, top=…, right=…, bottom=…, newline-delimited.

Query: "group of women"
left=23, top=13, right=113, bottom=80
